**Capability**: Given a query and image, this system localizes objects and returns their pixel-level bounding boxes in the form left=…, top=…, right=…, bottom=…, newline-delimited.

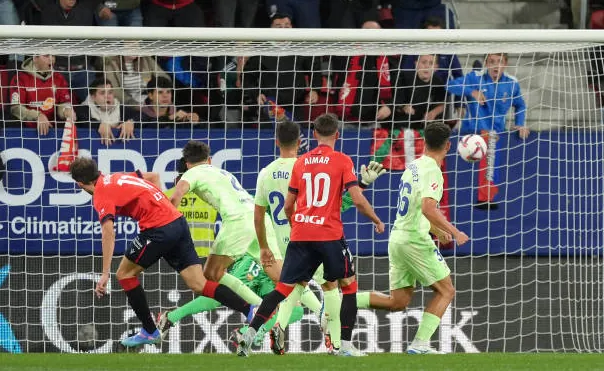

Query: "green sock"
left=414, top=312, right=441, bottom=342
left=275, top=284, right=304, bottom=330
left=300, top=286, right=322, bottom=314
left=356, top=292, right=371, bottom=309
left=167, top=296, right=220, bottom=324
left=219, top=273, right=262, bottom=305
left=263, top=305, right=305, bottom=331
left=323, top=288, right=342, bottom=349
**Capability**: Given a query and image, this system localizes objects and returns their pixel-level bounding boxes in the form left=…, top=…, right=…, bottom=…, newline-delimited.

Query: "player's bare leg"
left=408, top=275, right=455, bottom=355
left=204, top=254, right=235, bottom=281
left=262, top=259, right=283, bottom=283
left=115, top=258, right=161, bottom=347
left=205, top=254, right=262, bottom=307
left=425, top=276, right=455, bottom=317
left=357, top=287, right=414, bottom=311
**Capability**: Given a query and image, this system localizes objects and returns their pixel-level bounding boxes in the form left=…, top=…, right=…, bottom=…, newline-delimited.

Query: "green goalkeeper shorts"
left=228, top=253, right=275, bottom=298
left=211, top=214, right=282, bottom=262
left=388, top=230, right=451, bottom=290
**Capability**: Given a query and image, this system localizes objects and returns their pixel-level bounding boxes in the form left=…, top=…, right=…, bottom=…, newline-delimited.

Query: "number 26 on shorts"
left=397, top=181, right=412, bottom=216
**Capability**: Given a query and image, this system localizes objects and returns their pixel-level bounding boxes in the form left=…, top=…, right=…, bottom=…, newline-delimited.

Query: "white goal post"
left=0, top=26, right=603, bottom=354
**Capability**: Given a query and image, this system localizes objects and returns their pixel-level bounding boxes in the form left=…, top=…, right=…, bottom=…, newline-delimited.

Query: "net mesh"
left=0, top=28, right=604, bottom=353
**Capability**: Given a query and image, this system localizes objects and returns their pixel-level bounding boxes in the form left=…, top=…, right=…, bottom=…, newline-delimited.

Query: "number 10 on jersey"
left=302, top=172, right=331, bottom=208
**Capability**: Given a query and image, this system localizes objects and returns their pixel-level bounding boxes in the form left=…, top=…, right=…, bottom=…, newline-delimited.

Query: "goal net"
left=0, top=26, right=603, bottom=354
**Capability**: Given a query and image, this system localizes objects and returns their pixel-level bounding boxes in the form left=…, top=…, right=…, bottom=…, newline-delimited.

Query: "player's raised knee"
left=203, top=267, right=223, bottom=282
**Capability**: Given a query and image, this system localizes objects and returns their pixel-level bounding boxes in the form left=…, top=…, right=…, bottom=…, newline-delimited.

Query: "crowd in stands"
left=0, top=0, right=537, bottom=210
left=0, top=0, right=464, bottom=133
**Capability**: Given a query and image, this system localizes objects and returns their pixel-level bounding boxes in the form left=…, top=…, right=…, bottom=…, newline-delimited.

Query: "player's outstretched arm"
left=169, top=179, right=191, bottom=208
left=254, top=205, right=275, bottom=266
left=342, top=161, right=387, bottom=212
left=141, top=171, right=162, bottom=189
left=422, top=198, right=468, bottom=245
left=96, top=219, right=115, bottom=298
left=348, top=185, right=385, bottom=233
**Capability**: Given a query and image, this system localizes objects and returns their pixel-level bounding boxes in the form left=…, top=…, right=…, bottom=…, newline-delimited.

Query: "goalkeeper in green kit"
left=252, top=120, right=386, bottom=355
left=157, top=149, right=304, bottom=343
left=158, top=253, right=305, bottom=346
left=160, top=121, right=386, bottom=352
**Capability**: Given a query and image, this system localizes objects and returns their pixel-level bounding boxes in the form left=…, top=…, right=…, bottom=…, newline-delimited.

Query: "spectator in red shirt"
left=143, top=0, right=205, bottom=27
left=10, top=54, right=76, bottom=135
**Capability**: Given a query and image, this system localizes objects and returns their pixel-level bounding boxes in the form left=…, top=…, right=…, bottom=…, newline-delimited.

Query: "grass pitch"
left=0, top=353, right=601, bottom=371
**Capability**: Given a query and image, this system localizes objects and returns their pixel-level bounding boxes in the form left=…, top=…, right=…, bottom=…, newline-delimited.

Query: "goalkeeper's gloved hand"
left=360, top=161, right=387, bottom=188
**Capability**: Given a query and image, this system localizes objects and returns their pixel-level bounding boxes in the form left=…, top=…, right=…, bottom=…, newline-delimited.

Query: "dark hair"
left=424, top=122, right=451, bottom=150
left=276, top=120, right=300, bottom=147
left=146, top=76, right=172, bottom=92
left=313, top=113, right=340, bottom=137
left=422, top=16, right=445, bottom=29
left=174, top=157, right=188, bottom=183
left=89, top=78, right=112, bottom=96
left=270, top=13, right=292, bottom=25
left=176, top=157, right=188, bottom=175
left=70, top=157, right=101, bottom=185
left=182, top=141, right=210, bottom=164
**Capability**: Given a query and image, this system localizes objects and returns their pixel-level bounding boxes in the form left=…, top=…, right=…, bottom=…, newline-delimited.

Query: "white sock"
left=411, top=339, right=429, bottom=348
left=341, top=340, right=352, bottom=349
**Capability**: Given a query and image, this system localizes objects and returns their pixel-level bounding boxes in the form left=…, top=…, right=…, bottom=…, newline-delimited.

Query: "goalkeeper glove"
left=360, top=161, right=387, bottom=188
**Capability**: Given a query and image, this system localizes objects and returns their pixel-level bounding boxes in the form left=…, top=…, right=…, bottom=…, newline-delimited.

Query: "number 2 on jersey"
left=302, top=172, right=331, bottom=208
left=397, top=181, right=412, bottom=216
left=220, top=169, right=244, bottom=192
left=268, top=191, right=288, bottom=225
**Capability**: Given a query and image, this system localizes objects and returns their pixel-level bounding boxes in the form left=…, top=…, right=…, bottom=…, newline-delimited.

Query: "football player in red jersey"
left=237, top=113, right=385, bottom=357
left=70, top=158, right=254, bottom=347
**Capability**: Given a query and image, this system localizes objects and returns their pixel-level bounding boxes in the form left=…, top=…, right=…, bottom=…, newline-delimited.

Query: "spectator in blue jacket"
left=446, top=53, right=528, bottom=137
left=446, top=53, right=529, bottom=210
